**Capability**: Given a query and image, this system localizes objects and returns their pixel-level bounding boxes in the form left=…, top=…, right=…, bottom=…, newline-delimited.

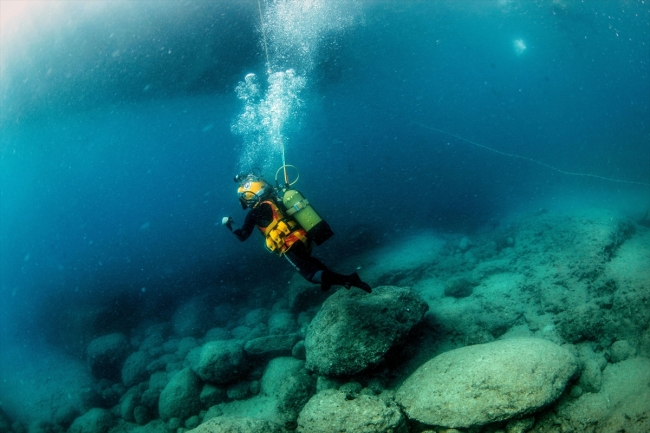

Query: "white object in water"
left=513, top=39, right=527, bottom=55
left=244, top=73, right=257, bottom=84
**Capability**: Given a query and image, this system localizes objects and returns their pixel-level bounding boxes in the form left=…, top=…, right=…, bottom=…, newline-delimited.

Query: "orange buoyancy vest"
left=257, top=200, right=308, bottom=255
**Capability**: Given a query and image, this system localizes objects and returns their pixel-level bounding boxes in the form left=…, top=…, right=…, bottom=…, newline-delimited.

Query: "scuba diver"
left=222, top=170, right=372, bottom=293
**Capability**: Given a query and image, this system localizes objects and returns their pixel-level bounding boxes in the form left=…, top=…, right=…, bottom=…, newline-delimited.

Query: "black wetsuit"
left=233, top=202, right=328, bottom=283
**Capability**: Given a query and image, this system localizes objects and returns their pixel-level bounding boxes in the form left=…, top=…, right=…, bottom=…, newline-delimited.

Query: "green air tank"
left=282, top=189, right=333, bottom=245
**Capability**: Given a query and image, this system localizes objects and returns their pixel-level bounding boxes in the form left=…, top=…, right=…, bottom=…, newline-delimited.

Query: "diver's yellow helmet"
left=236, top=173, right=274, bottom=209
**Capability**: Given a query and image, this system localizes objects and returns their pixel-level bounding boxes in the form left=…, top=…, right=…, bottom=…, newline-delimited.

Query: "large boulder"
left=158, top=368, right=202, bottom=421
left=187, top=417, right=284, bottom=433
left=396, top=338, right=578, bottom=428
left=305, top=286, right=428, bottom=376
left=86, top=333, right=131, bottom=381
left=190, top=340, right=248, bottom=384
left=68, top=408, right=114, bottom=433
left=297, top=389, right=408, bottom=433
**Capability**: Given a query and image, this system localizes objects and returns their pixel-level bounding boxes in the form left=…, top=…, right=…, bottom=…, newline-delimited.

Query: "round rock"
left=68, top=408, right=114, bottom=433
left=609, top=340, right=635, bottom=363
left=305, top=286, right=428, bottom=377
left=158, top=368, right=202, bottom=421
left=395, top=338, right=578, bottom=428
left=191, top=340, right=247, bottom=384
left=121, top=350, right=153, bottom=387
left=297, top=389, right=408, bottom=433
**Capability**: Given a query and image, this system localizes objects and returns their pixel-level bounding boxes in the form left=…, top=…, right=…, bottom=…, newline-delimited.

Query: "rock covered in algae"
left=305, top=285, right=428, bottom=377
left=297, top=389, right=408, bottom=433
left=396, top=338, right=578, bottom=428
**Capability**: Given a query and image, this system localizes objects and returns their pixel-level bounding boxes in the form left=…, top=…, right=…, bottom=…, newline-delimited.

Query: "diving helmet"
left=235, top=171, right=274, bottom=209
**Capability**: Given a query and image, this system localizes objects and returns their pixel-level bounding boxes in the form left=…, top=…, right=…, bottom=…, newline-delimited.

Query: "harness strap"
left=258, top=200, right=308, bottom=256
left=285, top=199, right=309, bottom=217
left=264, top=218, right=280, bottom=235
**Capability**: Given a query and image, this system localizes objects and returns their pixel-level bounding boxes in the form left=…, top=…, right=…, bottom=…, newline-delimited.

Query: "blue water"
left=0, top=0, right=648, bottom=420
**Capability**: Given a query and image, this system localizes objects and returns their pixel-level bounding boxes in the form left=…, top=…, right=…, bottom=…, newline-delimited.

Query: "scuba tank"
left=282, top=189, right=333, bottom=246
left=275, top=165, right=334, bottom=246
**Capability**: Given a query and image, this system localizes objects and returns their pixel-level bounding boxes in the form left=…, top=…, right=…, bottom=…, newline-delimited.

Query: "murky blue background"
left=1, top=0, right=648, bottom=350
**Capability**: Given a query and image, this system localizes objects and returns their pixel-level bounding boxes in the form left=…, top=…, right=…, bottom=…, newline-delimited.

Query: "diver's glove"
left=222, top=217, right=234, bottom=231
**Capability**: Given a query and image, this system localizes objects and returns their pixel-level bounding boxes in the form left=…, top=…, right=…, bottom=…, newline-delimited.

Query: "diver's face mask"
left=235, top=173, right=273, bottom=209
